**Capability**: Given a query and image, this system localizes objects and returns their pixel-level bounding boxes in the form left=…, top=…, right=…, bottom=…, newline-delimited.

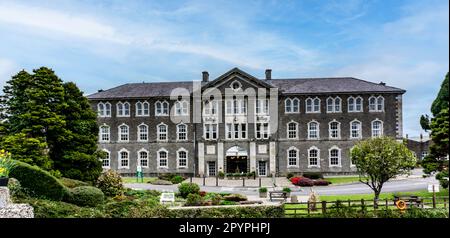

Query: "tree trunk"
left=374, top=191, right=380, bottom=209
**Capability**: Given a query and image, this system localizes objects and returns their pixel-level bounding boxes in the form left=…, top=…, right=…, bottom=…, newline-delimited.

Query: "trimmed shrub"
left=170, top=175, right=185, bottom=184
left=60, top=177, right=89, bottom=188
left=150, top=179, right=173, bottom=185
left=290, top=176, right=314, bottom=187
left=178, top=183, right=200, bottom=198
left=7, top=178, right=28, bottom=200
left=286, top=173, right=294, bottom=179
left=66, top=186, right=105, bottom=207
left=21, top=198, right=106, bottom=218
left=96, top=170, right=124, bottom=197
left=313, top=179, right=331, bottom=186
left=185, top=193, right=203, bottom=206
left=223, top=194, right=247, bottom=202
left=9, top=161, right=68, bottom=201
left=302, top=172, right=323, bottom=179
left=210, top=194, right=221, bottom=205
left=282, top=187, right=291, bottom=193
left=259, top=187, right=268, bottom=193
left=440, top=179, right=449, bottom=189
left=166, top=205, right=284, bottom=218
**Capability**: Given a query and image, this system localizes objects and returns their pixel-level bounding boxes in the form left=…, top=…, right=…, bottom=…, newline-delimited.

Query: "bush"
left=60, top=177, right=89, bottom=188
left=218, top=171, right=225, bottom=178
left=440, top=179, right=449, bottom=189
left=166, top=205, right=284, bottom=218
left=170, top=175, right=185, bottom=184
left=150, top=179, right=173, bottom=185
left=185, top=193, right=203, bottom=206
left=210, top=193, right=221, bottom=205
left=178, top=183, right=200, bottom=198
left=96, top=170, right=124, bottom=197
left=283, top=187, right=291, bottom=193
left=259, top=187, right=267, bottom=193
left=223, top=194, right=247, bottom=202
left=286, top=173, right=294, bottom=179
left=290, top=176, right=314, bottom=187
left=9, top=161, right=68, bottom=201
left=313, top=179, right=331, bottom=186
left=302, top=172, right=323, bottom=179
left=7, top=178, right=28, bottom=200
left=66, top=186, right=105, bottom=207
left=21, top=198, right=106, bottom=218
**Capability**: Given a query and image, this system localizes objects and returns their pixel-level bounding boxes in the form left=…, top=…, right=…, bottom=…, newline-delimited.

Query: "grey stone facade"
left=88, top=68, right=405, bottom=176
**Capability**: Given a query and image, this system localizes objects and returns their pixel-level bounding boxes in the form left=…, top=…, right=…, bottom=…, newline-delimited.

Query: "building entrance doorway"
left=225, top=146, right=248, bottom=174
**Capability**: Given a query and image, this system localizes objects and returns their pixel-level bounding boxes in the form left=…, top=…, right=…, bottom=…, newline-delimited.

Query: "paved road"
left=125, top=176, right=440, bottom=196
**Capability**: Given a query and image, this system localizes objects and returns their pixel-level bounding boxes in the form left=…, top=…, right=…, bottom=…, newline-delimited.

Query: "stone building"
left=87, top=68, right=405, bottom=177
left=404, top=134, right=432, bottom=161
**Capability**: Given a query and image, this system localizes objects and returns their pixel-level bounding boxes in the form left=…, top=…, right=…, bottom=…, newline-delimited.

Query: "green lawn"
left=324, top=176, right=361, bottom=185
left=122, top=177, right=157, bottom=184
left=318, top=189, right=449, bottom=201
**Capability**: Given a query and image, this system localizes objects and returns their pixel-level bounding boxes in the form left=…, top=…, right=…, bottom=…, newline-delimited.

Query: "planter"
left=0, top=177, right=9, bottom=187
left=259, top=191, right=267, bottom=198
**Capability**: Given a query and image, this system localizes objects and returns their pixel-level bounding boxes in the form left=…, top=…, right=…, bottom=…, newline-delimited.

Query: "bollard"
left=259, top=177, right=262, bottom=187
left=216, top=176, right=218, bottom=187
left=243, top=178, right=245, bottom=187
left=203, top=176, right=206, bottom=186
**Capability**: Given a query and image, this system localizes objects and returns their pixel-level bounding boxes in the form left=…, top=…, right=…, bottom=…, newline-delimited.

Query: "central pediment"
left=201, top=67, right=274, bottom=92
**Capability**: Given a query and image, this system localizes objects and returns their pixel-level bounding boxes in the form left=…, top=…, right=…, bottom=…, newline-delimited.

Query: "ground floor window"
left=308, top=147, right=319, bottom=167
left=258, top=161, right=267, bottom=176
left=139, top=150, right=148, bottom=167
left=158, top=150, right=168, bottom=168
left=177, top=150, right=188, bottom=168
left=102, top=150, right=110, bottom=168
left=119, top=150, right=129, bottom=168
left=208, top=161, right=216, bottom=176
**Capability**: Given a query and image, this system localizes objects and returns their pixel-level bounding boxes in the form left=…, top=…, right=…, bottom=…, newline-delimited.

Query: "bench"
left=393, top=195, right=422, bottom=207
left=269, top=191, right=288, bottom=202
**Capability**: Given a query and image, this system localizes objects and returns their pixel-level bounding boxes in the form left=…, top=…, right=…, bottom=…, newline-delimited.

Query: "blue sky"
left=0, top=0, right=448, bottom=137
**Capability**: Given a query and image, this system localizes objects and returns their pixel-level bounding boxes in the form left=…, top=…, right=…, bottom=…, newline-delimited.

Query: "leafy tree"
left=420, top=115, right=431, bottom=132
left=419, top=72, right=448, bottom=131
left=0, top=67, right=102, bottom=181
left=0, top=133, right=50, bottom=169
left=351, top=137, right=416, bottom=204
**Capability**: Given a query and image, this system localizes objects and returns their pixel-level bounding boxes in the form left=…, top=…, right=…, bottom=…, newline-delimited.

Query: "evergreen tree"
left=431, top=73, right=449, bottom=116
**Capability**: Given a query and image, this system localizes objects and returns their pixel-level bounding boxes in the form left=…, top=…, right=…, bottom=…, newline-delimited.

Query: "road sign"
left=428, top=184, right=440, bottom=193
left=137, top=166, right=142, bottom=173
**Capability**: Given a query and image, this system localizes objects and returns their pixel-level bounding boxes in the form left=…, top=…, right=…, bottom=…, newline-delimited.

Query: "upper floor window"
left=136, top=101, right=150, bottom=116
left=177, top=149, right=188, bottom=168
left=226, top=99, right=247, bottom=115
left=138, top=124, right=148, bottom=142
left=285, top=98, right=300, bottom=113
left=256, top=99, right=269, bottom=115
left=287, top=121, right=298, bottom=139
left=371, top=119, right=383, bottom=137
left=350, top=120, right=362, bottom=139
left=369, top=96, right=384, bottom=112
left=118, top=149, right=129, bottom=169
left=117, top=102, right=130, bottom=117
left=157, top=149, right=168, bottom=168
left=306, top=97, right=320, bottom=113
left=155, top=101, right=169, bottom=116
left=175, top=100, right=189, bottom=116
left=287, top=147, right=299, bottom=167
left=256, top=123, right=269, bottom=139
left=99, top=124, right=110, bottom=142
left=329, top=120, right=340, bottom=139
left=102, top=149, right=110, bottom=168
left=118, top=124, right=129, bottom=142
left=327, top=97, right=341, bottom=113
left=138, top=149, right=149, bottom=168
left=348, top=96, right=363, bottom=112
left=204, top=100, right=218, bottom=115
left=97, top=102, right=111, bottom=117
left=226, top=123, right=247, bottom=139
left=329, top=146, right=341, bottom=167
left=308, top=121, right=319, bottom=139
left=421, top=151, right=428, bottom=160
left=157, top=123, right=168, bottom=141
left=308, top=147, right=320, bottom=167
left=177, top=123, right=187, bottom=141
left=204, top=123, right=218, bottom=140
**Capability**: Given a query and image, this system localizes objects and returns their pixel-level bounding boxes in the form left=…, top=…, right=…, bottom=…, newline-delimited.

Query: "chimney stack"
left=265, top=69, right=272, bottom=80
left=202, top=71, right=209, bottom=82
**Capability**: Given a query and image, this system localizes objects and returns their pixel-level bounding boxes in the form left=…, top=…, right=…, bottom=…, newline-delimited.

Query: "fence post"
left=444, top=198, right=447, bottom=209
left=216, top=176, right=218, bottom=187
left=348, top=199, right=351, bottom=207
left=321, top=201, right=327, bottom=215
left=432, top=185, right=437, bottom=208
left=385, top=198, right=388, bottom=210
left=307, top=201, right=310, bottom=215
left=259, top=178, right=262, bottom=187
left=361, top=199, right=365, bottom=212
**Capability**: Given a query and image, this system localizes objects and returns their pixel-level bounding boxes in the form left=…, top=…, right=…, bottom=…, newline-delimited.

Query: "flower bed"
left=290, top=176, right=331, bottom=187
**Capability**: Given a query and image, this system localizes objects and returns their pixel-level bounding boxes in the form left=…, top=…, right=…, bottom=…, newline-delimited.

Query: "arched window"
left=350, top=120, right=362, bottom=139
left=369, top=96, right=377, bottom=111
left=329, top=120, right=340, bottom=139
left=155, top=101, right=169, bottom=116
left=285, top=99, right=292, bottom=113
left=97, top=103, right=105, bottom=117
left=348, top=97, right=355, bottom=112
left=308, top=121, right=319, bottom=139
left=327, top=97, right=341, bottom=113
left=287, top=121, right=298, bottom=139
left=117, top=102, right=130, bottom=117
left=371, top=120, right=383, bottom=137
left=118, top=149, right=129, bottom=169
left=348, top=96, right=362, bottom=112
left=177, top=123, right=187, bottom=141
left=175, top=100, right=189, bottom=115
left=138, top=149, right=149, bottom=168
left=287, top=147, right=299, bottom=167
left=157, top=149, right=168, bottom=168
left=326, top=98, right=334, bottom=112
left=329, top=146, right=341, bottom=167
left=306, top=97, right=320, bottom=113
left=308, top=147, right=320, bottom=167
left=136, top=101, right=150, bottom=116
left=102, top=149, right=110, bottom=168
left=138, top=124, right=148, bottom=141
left=99, top=124, right=110, bottom=142
left=177, top=149, right=188, bottom=168
left=334, top=97, right=341, bottom=112
left=157, top=123, right=168, bottom=141
left=355, top=97, right=362, bottom=112
left=118, top=124, right=129, bottom=142
left=376, top=96, right=384, bottom=111
left=285, top=98, right=300, bottom=113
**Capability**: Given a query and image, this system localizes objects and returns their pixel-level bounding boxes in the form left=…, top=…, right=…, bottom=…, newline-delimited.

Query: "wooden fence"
left=284, top=196, right=449, bottom=217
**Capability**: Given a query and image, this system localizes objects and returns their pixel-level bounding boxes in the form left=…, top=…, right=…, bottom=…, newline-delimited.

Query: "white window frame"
left=99, top=124, right=110, bottom=142
left=306, top=97, right=320, bottom=113
left=155, top=100, right=169, bottom=116
left=328, top=146, right=342, bottom=167
left=203, top=100, right=218, bottom=116
left=287, top=146, right=299, bottom=168
left=175, top=100, right=189, bottom=116
left=285, top=98, right=300, bottom=114
left=137, top=148, right=149, bottom=168
left=137, top=123, right=149, bottom=142
left=97, top=102, right=111, bottom=117
left=157, top=148, right=169, bottom=169
left=327, top=97, right=342, bottom=113
left=225, top=123, right=247, bottom=140
left=117, top=101, right=130, bottom=117
left=369, top=96, right=377, bottom=112
left=287, top=121, right=298, bottom=139
left=371, top=119, right=383, bottom=138
left=328, top=120, right=341, bottom=139
left=177, top=148, right=188, bottom=169
left=308, top=146, right=320, bottom=168
left=136, top=101, right=150, bottom=116
left=204, top=123, right=218, bottom=140
left=376, top=96, right=384, bottom=112
left=102, top=149, right=110, bottom=169
left=177, top=123, right=188, bottom=141
left=307, top=120, right=320, bottom=140
left=118, top=123, right=129, bottom=142
left=157, top=123, right=168, bottom=142
left=255, top=99, right=269, bottom=115
left=348, top=96, right=363, bottom=112
left=350, top=119, right=362, bottom=139
left=255, top=122, right=269, bottom=139
left=118, top=148, right=130, bottom=169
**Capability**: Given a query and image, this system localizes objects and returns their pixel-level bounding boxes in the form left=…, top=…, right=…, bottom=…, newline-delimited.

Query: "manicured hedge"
left=9, top=161, right=69, bottom=201
left=165, top=205, right=284, bottom=218
left=66, top=186, right=105, bottom=207
left=60, top=177, right=89, bottom=188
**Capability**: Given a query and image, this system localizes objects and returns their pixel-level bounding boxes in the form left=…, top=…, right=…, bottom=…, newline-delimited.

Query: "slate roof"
left=87, top=70, right=405, bottom=100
